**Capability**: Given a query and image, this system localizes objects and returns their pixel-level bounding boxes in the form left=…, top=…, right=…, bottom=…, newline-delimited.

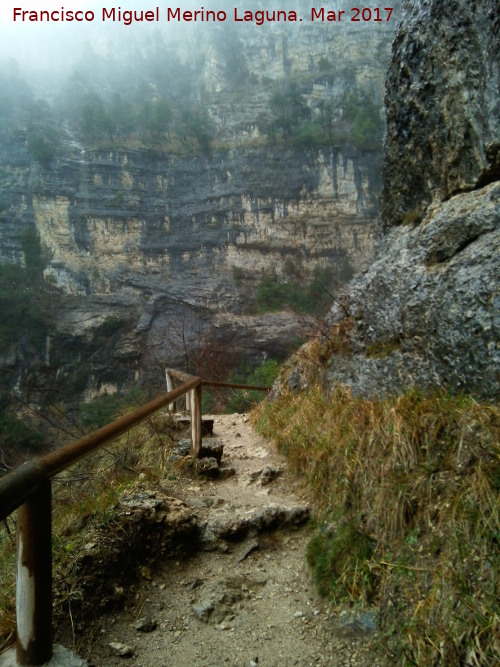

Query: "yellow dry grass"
left=253, top=386, right=499, bottom=665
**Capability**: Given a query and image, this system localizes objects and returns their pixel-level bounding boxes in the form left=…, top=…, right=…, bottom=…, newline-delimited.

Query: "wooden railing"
left=0, top=370, right=269, bottom=665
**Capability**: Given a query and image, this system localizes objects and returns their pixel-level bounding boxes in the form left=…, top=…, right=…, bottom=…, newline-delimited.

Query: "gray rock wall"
left=382, top=0, right=500, bottom=227
left=283, top=0, right=500, bottom=400
left=326, top=183, right=499, bottom=397
left=0, top=139, right=381, bottom=404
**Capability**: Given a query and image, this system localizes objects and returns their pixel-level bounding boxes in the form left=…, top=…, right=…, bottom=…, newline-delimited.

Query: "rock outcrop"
left=282, top=0, right=500, bottom=400
left=0, top=142, right=380, bottom=406
left=382, top=0, right=500, bottom=226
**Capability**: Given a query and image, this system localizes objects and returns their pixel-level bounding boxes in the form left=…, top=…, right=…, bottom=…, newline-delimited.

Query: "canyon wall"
left=0, top=139, right=380, bottom=394
left=0, top=6, right=399, bottom=406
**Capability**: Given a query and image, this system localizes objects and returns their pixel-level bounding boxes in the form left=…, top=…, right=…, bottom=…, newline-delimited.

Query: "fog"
left=0, top=0, right=394, bottom=156
left=1, top=1, right=174, bottom=84
left=0, top=0, right=378, bottom=82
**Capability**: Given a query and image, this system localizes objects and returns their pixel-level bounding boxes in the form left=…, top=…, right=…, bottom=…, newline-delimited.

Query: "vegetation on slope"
left=0, top=229, right=55, bottom=354
left=1, top=41, right=384, bottom=163
left=253, top=386, right=499, bottom=665
left=0, top=408, right=185, bottom=652
left=0, top=229, right=57, bottom=466
left=254, top=263, right=353, bottom=315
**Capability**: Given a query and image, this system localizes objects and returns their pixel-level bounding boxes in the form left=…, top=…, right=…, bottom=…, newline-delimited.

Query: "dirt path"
left=74, top=414, right=383, bottom=667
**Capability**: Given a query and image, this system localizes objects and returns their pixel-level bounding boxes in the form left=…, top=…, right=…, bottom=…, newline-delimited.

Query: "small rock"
left=188, top=578, right=204, bottom=591
left=238, top=540, right=260, bottom=562
left=187, top=497, right=207, bottom=508
left=172, top=417, right=214, bottom=436
left=192, top=598, right=214, bottom=621
left=219, top=465, right=236, bottom=479
left=108, top=642, right=134, bottom=657
left=200, top=439, right=224, bottom=464
left=294, top=611, right=303, bottom=618
left=215, top=622, right=231, bottom=630
left=337, top=609, right=378, bottom=637
left=112, top=585, right=125, bottom=603
left=171, top=439, right=192, bottom=458
left=135, top=617, right=158, bottom=633
left=259, top=465, right=283, bottom=485
left=196, top=456, right=220, bottom=477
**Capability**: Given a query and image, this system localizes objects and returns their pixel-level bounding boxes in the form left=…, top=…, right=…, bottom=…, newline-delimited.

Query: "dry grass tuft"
left=0, top=409, right=178, bottom=649
left=253, top=386, right=499, bottom=665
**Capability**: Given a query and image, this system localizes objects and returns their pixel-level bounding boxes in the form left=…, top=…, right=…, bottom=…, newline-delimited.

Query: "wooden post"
left=16, top=480, right=53, bottom=666
left=190, top=384, right=202, bottom=458
left=165, top=371, right=176, bottom=414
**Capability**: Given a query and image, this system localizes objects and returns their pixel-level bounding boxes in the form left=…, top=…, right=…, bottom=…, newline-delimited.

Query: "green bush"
left=0, top=230, right=54, bottom=353
left=227, top=359, right=280, bottom=413
left=307, top=521, right=374, bottom=599
left=27, top=125, right=60, bottom=167
left=292, top=122, right=327, bottom=147
left=344, top=89, right=383, bottom=149
left=0, top=410, right=45, bottom=469
left=80, top=388, right=145, bottom=429
left=255, top=265, right=348, bottom=315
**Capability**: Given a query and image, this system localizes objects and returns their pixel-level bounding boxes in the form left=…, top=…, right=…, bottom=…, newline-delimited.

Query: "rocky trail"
left=65, top=414, right=383, bottom=667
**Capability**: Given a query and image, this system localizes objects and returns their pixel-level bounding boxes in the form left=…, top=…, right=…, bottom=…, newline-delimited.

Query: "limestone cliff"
left=0, top=141, right=380, bottom=398
left=0, top=9, right=398, bottom=406
left=282, top=0, right=500, bottom=399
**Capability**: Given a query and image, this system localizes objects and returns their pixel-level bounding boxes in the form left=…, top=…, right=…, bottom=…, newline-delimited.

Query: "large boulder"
left=382, top=0, right=500, bottom=227
left=324, top=182, right=499, bottom=398
left=280, top=0, right=500, bottom=400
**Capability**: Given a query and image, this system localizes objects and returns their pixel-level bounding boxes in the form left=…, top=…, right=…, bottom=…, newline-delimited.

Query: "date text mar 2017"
left=311, top=7, right=393, bottom=22
left=12, top=6, right=395, bottom=25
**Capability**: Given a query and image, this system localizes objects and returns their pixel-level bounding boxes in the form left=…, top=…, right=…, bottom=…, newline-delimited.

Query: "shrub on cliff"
left=344, top=89, right=383, bottom=149
left=27, top=123, right=60, bottom=167
left=0, top=230, right=55, bottom=353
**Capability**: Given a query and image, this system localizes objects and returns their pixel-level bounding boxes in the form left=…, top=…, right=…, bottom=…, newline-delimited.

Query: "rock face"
left=0, top=8, right=399, bottom=408
left=28, top=146, right=378, bottom=299
left=0, top=143, right=380, bottom=404
left=325, top=182, right=499, bottom=397
left=282, top=0, right=500, bottom=400
left=382, top=0, right=500, bottom=226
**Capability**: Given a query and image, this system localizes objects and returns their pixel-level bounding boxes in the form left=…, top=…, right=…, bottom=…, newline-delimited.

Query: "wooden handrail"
left=0, top=372, right=201, bottom=666
left=202, top=380, right=270, bottom=392
left=42, top=376, right=200, bottom=478
left=0, top=370, right=271, bottom=665
left=0, top=376, right=200, bottom=521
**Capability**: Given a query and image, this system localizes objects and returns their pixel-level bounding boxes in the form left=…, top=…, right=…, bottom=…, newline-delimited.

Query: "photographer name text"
left=12, top=6, right=394, bottom=26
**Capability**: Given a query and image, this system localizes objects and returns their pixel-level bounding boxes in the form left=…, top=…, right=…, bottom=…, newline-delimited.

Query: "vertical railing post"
left=190, top=383, right=202, bottom=458
left=165, top=371, right=176, bottom=414
left=15, top=479, right=53, bottom=666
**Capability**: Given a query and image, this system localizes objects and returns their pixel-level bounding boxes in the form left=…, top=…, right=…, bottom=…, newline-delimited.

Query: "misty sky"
left=0, top=1, right=201, bottom=68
